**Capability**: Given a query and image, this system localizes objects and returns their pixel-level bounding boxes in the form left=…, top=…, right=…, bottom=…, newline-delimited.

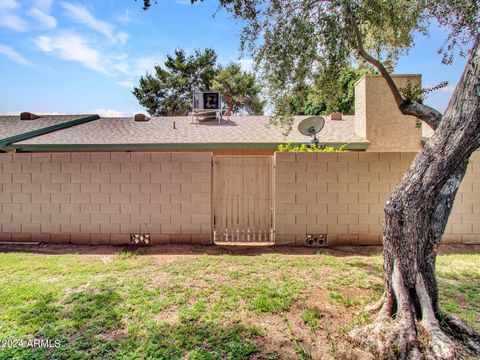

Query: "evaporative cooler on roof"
left=193, top=92, right=222, bottom=111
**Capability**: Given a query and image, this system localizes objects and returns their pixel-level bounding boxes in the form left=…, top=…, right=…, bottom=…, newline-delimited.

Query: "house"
left=1, top=74, right=479, bottom=246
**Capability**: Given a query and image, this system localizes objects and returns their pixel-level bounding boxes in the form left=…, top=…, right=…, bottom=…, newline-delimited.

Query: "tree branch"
left=399, top=102, right=443, bottom=130
left=345, top=9, right=443, bottom=130
left=346, top=12, right=404, bottom=107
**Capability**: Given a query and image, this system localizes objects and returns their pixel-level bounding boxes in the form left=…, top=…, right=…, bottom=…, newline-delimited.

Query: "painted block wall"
left=274, top=151, right=480, bottom=246
left=1, top=150, right=479, bottom=246
left=0, top=152, right=212, bottom=245
left=354, top=75, right=423, bottom=152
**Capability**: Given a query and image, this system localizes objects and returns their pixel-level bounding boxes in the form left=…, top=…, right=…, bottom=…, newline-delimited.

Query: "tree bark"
left=347, top=10, right=467, bottom=277
left=399, top=102, right=443, bottom=130
left=351, top=36, right=480, bottom=359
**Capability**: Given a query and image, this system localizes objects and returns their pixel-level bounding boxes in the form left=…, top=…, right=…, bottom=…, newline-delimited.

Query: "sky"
left=0, top=0, right=470, bottom=117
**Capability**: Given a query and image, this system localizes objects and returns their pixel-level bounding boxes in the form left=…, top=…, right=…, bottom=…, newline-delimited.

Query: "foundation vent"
left=130, top=233, right=151, bottom=245
left=305, top=234, right=327, bottom=247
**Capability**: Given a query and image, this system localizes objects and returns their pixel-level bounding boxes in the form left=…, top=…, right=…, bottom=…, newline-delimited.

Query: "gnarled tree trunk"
left=350, top=37, right=480, bottom=359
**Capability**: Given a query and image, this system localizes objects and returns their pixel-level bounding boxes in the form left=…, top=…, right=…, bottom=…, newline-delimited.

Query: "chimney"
left=134, top=114, right=150, bottom=122
left=354, top=74, right=423, bottom=152
left=330, top=112, right=342, bottom=121
left=20, top=112, right=41, bottom=120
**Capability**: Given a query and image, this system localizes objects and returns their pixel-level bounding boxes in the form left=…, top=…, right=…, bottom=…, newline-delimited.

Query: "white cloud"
left=133, top=56, right=160, bottom=76
left=116, top=80, right=135, bottom=89
left=116, top=10, right=133, bottom=24
left=0, top=0, right=20, bottom=10
left=0, top=0, right=57, bottom=31
left=0, top=43, right=31, bottom=66
left=27, top=7, right=57, bottom=29
left=31, top=0, right=53, bottom=10
left=31, top=29, right=163, bottom=82
left=0, top=0, right=28, bottom=32
left=4, top=111, right=64, bottom=115
left=113, top=54, right=160, bottom=77
left=112, top=60, right=129, bottom=75
left=61, top=2, right=129, bottom=44
left=94, top=108, right=124, bottom=117
left=33, top=32, right=109, bottom=74
left=116, top=32, right=129, bottom=44
left=28, top=0, right=56, bottom=29
left=0, top=14, right=27, bottom=31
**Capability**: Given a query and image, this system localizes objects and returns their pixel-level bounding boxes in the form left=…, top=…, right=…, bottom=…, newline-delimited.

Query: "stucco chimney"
left=354, top=74, right=423, bottom=152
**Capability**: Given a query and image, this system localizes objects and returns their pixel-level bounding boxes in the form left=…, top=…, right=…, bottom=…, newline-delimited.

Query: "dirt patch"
left=153, top=309, right=181, bottom=325
left=95, top=329, right=128, bottom=342
left=243, top=288, right=375, bottom=359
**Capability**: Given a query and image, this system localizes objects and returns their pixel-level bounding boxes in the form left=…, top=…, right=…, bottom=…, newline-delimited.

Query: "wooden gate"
left=213, top=156, right=274, bottom=244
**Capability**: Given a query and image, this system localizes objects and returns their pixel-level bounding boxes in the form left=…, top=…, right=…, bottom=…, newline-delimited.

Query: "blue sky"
left=0, top=0, right=469, bottom=116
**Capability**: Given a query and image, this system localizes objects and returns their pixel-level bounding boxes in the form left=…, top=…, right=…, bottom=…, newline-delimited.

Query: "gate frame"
left=211, top=155, right=276, bottom=245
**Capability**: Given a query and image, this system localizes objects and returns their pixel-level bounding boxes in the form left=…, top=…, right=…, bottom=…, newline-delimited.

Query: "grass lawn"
left=0, top=244, right=478, bottom=359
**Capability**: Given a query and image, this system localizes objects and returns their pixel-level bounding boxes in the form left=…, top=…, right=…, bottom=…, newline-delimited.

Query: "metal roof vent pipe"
left=20, top=112, right=41, bottom=120
left=134, top=114, right=150, bottom=122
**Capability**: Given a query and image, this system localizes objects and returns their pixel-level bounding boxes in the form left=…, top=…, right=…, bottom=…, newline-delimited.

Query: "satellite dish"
left=298, top=116, right=325, bottom=145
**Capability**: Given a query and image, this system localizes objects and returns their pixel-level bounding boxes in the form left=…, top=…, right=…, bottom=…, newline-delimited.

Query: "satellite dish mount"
left=298, top=116, right=325, bottom=146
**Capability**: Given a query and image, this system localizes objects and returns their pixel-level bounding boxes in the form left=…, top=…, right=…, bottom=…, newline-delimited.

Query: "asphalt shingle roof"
left=0, top=115, right=91, bottom=141
left=13, top=115, right=366, bottom=145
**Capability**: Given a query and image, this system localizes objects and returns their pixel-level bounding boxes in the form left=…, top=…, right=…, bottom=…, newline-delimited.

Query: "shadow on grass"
left=1, top=243, right=478, bottom=258
left=0, top=284, right=271, bottom=360
left=1, top=243, right=385, bottom=257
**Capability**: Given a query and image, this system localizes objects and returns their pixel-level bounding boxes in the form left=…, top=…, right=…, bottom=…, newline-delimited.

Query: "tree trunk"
left=351, top=36, right=480, bottom=359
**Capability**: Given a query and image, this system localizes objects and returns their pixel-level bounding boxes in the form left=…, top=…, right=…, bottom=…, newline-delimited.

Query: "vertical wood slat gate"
left=213, top=156, right=274, bottom=244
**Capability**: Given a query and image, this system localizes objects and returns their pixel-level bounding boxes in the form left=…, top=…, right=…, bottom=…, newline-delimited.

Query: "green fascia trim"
left=0, top=115, right=100, bottom=148
left=5, top=141, right=369, bottom=152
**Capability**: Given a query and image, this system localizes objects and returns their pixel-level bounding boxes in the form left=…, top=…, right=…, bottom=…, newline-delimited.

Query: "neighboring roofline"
left=4, top=141, right=369, bottom=152
left=0, top=115, right=100, bottom=148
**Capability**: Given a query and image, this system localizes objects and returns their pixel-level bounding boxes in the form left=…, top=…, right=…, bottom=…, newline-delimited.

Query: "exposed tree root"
left=364, top=292, right=386, bottom=313
left=415, top=273, right=456, bottom=359
left=349, top=263, right=480, bottom=359
left=441, top=313, right=480, bottom=354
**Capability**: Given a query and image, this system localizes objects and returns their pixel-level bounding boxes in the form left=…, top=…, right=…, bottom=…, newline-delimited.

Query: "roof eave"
left=3, top=141, right=370, bottom=152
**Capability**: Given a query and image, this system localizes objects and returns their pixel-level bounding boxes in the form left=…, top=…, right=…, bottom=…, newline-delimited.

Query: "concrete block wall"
left=354, top=75, right=423, bottom=152
left=0, top=152, right=212, bottom=245
left=275, top=151, right=480, bottom=246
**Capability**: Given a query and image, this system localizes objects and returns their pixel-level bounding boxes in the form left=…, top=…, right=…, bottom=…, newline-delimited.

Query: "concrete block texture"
left=0, top=152, right=213, bottom=245
left=2, top=150, right=478, bottom=246
left=355, top=75, right=423, bottom=152
left=274, top=151, right=480, bottom=246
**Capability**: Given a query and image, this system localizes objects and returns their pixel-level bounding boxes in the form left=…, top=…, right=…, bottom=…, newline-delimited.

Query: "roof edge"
left=4, top=141, right=369, bottom=152
left=353, top=73, right=422, bottom=87
left=0, top=115, right=100, bottom=148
